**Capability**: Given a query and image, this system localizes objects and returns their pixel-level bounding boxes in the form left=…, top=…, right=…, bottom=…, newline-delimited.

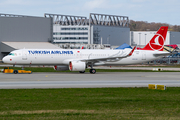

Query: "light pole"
left=145, top=34, right=147, bottom=45
left=107, top=35, right=110, bottom=44
left=138, top=33, right=141, bottom=47
left=107, top=37, right=108, bottom=44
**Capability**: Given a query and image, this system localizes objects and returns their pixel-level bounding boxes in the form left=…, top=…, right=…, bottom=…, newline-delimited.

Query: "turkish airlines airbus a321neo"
left=2, top=26, right=171, bottom=74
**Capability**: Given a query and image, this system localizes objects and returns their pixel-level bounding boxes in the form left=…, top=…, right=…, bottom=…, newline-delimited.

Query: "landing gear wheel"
left=79, top=71, right=85, bottom=73
left=90, top=69, right=96, bottom=74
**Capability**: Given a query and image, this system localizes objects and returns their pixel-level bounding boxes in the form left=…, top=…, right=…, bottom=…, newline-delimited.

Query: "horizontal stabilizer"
left=153, top=52, right=177, bottom=57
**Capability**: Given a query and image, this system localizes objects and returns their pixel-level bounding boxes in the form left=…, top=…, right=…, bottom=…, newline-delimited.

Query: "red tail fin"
left=141, top=26, right=168, bottom=51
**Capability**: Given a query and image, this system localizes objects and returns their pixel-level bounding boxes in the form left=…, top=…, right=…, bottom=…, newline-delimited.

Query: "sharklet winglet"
left=128, top=46, right=136, bottom=56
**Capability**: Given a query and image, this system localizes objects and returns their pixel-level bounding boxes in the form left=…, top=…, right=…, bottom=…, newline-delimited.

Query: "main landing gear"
left=79, top=64, right=96, bottom=74
left=89, top=69, right=96, bottom=74
left=79, top=69, right=96, bottom=74
left=89, top=64, right=96, bottom=74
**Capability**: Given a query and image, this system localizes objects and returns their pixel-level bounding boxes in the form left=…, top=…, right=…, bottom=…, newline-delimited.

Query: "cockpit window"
left=8, top=53, right=16, bottom=56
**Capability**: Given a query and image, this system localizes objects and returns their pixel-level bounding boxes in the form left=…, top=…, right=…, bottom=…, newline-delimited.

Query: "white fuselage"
left=2, top=48, right=167, bottom=66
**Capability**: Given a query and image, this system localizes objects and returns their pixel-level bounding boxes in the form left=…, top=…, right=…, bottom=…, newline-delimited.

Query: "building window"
left=61, top=28, right=88, bottom=30
left=53, top=37, right=88, bottom=40
left=53, top=42, right=88, bottom=44
left=53, top=32, right=88, bottom=35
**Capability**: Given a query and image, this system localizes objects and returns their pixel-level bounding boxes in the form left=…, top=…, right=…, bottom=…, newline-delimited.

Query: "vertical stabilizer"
left=141, top=26, right=168, bottom=51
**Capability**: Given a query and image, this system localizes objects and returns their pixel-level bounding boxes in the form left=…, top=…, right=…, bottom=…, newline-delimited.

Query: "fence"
left=151, top=57, right=180, bottom=64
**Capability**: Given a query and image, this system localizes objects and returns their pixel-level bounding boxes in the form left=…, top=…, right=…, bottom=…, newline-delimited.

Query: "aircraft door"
left=142, top=51, right=146, bottom=60
left=22, top=50, right=27, bottom=60
left=76, top=51, right=82, bottom=58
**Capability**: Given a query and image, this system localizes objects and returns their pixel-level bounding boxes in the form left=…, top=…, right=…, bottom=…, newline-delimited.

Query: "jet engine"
left=54, top=65, right=69, bottom=71
left=69, top=61, right=86, bottom=71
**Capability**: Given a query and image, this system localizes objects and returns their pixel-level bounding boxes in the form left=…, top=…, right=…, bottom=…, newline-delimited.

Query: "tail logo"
left=149, top=34, right=165, bottom=51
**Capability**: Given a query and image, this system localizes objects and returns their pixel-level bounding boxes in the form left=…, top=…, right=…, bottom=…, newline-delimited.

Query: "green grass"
left=1, top=67, right=180, bottom=73
left=0, top=88, right=180, bottom=119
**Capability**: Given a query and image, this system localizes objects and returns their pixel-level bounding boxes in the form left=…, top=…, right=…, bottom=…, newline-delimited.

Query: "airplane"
left=2, top=26, right=171, bottom=74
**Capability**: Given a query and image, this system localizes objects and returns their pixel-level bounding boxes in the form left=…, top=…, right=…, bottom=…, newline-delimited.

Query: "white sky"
left=0, top=0, right=180, bottom=25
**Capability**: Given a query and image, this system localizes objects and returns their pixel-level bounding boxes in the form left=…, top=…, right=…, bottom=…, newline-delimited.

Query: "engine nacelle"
left=54, top=65, right=69, bottom=71
left=69, top=61, right=86, bottom=71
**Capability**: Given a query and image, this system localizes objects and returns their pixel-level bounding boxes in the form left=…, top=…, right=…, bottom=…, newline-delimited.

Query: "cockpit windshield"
left=8, top=53, right=16, bottom=56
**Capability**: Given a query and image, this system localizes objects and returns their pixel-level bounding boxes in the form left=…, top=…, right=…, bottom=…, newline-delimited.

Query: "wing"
left=81, top=46, right=136, bottom=63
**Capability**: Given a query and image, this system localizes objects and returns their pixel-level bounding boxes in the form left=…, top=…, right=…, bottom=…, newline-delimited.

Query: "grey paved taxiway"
left=0, top=72, right=180, bottom=89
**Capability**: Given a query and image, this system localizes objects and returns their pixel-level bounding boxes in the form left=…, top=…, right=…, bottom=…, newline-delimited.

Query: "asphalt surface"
left=0, top=72, right=180, bottom=89
left=94, top=66, right=180, bottom=71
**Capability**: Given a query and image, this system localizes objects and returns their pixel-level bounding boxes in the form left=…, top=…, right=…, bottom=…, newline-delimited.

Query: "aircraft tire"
left=90, top=69, right=96, bottom=74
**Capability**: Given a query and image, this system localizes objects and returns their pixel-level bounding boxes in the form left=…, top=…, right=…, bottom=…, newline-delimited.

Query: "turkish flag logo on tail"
left=141, top=26, right=168, bottom=51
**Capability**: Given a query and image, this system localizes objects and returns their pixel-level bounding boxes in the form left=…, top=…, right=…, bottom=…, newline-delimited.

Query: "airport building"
left=45, top=13, right=130, bottom=46
left=130, top=31, right=180, bottom=47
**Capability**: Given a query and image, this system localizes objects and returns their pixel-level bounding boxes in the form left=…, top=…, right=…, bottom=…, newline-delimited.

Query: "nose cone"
left=2, top=56, right=8, bottom=63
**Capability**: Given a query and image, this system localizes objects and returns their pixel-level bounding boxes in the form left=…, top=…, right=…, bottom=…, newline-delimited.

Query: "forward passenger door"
left=22, top=50, right=27, bottom=60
